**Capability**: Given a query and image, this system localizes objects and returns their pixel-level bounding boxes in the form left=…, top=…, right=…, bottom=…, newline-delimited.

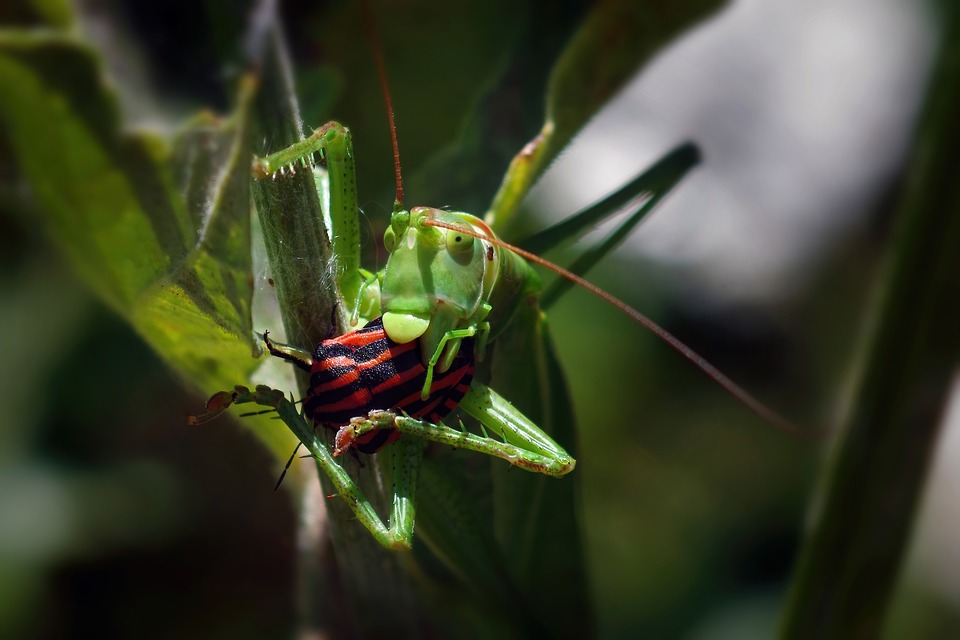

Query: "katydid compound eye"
left=445, top=228, right=474, bottom=254
left=383, top=225, right=397, bottom=252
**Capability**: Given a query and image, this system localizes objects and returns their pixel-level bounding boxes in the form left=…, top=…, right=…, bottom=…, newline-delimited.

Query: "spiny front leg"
left=252, top=121, right=363, bottom=320
left=334, top=396, right=576, bottom=479
left=252, top=122, right=345, bottom=178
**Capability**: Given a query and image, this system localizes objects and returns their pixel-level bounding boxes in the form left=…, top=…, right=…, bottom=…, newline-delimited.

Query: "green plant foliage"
left=17, top=1, right=936, bottom=639
left=0, top=31, right=299, bottom=461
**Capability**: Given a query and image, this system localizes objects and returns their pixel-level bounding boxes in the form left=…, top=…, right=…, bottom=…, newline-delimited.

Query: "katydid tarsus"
left=192, top=32, right=795, bottom=553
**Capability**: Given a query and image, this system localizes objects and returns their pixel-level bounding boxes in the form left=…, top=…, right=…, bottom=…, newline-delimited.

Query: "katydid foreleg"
left=253, top=121, right=365, bottom=322
left=333, top=382, right=577, bottom=478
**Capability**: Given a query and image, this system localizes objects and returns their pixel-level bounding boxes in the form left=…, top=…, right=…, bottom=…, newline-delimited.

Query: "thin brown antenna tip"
left=361, top=2, right=405, bottom=208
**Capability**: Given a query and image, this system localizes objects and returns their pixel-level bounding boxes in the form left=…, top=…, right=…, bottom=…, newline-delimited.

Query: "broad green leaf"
left=0, top=31, right=294, bottom=460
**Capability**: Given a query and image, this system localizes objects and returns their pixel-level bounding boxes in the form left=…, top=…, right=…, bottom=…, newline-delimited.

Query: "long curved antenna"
left=424, top=218, right=798, bottom=434
left=361, top=2, right=404, bottom=210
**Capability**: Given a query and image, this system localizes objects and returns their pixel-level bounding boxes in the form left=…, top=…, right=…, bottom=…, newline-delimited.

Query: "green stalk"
left=235, top=14, right=420, bottom=640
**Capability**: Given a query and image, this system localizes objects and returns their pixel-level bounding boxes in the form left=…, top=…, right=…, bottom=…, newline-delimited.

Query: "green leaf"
left=0, top=31, right=294, bottom=460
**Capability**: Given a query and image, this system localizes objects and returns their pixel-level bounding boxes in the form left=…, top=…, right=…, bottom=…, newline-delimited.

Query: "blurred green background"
left=2, top=0, right=958, bottom=638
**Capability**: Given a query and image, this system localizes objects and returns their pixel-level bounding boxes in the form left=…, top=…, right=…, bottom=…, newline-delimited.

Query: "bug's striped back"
left=305, top=317, right=474, bottom=453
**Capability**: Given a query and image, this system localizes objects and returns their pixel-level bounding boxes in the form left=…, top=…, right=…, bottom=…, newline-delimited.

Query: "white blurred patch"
left=527, top=0, right=935, bottom=304
left=901, top=373, right=960, bottom=604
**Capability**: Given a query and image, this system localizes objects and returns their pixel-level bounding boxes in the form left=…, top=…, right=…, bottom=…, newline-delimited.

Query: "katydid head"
left=380, top=207, right=496, bottom=345
left=362, top=8, right=503, bottom=348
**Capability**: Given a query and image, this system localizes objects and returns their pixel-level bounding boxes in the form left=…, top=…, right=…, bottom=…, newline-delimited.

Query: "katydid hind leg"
left=384, top=412, right=574, bottom=478
left=457, top=383, right=573, bottom=464
left=336, top=400, right=575, bottom=477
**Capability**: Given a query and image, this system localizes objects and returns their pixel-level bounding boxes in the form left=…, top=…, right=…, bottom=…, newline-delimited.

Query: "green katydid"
left=192, top=2, right=795, bottom=553
left=194, top=82, right=793, bottom=549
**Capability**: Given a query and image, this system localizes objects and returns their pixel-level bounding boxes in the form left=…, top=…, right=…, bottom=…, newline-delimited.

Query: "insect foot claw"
left=334, top=410, right=399, bottom=456
left=333, top=425, right=358, bottom=457
left=251, top=385, right=285, bottom=408
left=186, top=389, right=240, bottom=425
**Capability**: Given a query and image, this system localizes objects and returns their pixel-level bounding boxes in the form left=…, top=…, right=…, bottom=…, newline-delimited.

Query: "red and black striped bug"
left=265, top=316, right=475, bottom=454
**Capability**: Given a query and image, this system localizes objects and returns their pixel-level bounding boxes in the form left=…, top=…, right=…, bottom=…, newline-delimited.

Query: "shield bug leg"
left=262, top=329, right=313, bottom=371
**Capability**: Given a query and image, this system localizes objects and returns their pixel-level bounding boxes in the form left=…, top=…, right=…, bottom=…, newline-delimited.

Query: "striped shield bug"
left=263, top=316, right=475, bottom=455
